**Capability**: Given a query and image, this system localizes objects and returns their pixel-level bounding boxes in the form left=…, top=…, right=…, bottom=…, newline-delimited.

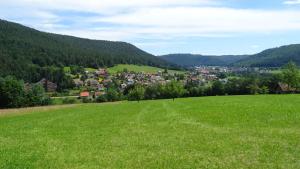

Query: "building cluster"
left=30, top=66, right=282, bottom=98
left=75, top=69, right=175, bottom=98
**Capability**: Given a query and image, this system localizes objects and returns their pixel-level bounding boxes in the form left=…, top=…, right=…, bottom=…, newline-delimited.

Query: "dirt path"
left=0, top=104, right=78, bottom=117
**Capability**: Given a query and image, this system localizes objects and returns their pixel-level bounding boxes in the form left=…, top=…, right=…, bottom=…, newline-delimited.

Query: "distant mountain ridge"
left=233, top=44, right=300, bottom=67
left=0, top=19, right=176, bottom=81
left=160, top=54, right=248, bottom=67
left=160, top=44, right=300, bottom=67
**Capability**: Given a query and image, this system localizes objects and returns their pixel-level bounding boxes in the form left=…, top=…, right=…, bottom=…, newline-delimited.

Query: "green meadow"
left=64, top=67, right=97, bottom=73
left=1, top=95, right=300, bottom=169
left=64, top=64, right=184, bottom=75
left=107, top=64, right=184, bottom=74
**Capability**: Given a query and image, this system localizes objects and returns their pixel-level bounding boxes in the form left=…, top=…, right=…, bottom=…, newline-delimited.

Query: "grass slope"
left=108, top=64, right=184, bottom=74
left=1, top=95, right=300, bottom=168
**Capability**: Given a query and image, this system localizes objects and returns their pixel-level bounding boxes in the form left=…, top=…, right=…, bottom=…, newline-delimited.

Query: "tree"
left=80, top=73, right=88, bottom=82
left=246, top=77, right=260, bottom=95
left=267, top=74, right=283, bottom=94
left=144, top=83, right=164, bottom=100
left=57, top=76, right=75, bottom=92
left=211, top=80, right=225, bottom=96
left=70, top=65, right=84, bottom=75
left=281, top=61, right=300, bottom=91
left=163, top=68, right=168, bottom=74
left=165, top=81, right=186, bottom=101
left=128, top=85, right=145, bottom=102
left=26, top=84, right=51, bottom=106
left=217, top=73, right=227, bottom=79
left=225, top=78, right=246, bottom=95
left=259, top=86, right=269, bottom=94
left=0, top=76, right=25, bottom=108
left=106, top=88, right=121, bottom=102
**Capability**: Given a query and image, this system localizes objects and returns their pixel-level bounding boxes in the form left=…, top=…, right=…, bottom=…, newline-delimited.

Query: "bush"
left=82, top=97, right=94, bottom=103
left=106, top=88, right=122, bottom=102
left=128, top=85, right=145, bottom=102
left=62, top=97, right=77, bottom=104
left=96, top=95, right=107, bottom=103
left=26, top=84, right=51, bottom=106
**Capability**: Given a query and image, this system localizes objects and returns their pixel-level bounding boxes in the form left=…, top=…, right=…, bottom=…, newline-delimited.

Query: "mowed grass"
left=107, top=64, right=184, bottom=74
left=64, top=67, right=97, bottom=73
left=1, top=95, right=300, bottom=169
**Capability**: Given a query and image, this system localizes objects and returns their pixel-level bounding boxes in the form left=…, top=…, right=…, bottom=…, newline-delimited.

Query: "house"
left=127, top=78, right=135, bottom=85
left=276, top=83, right=297, bottom=94
left=94, top=91, right=105, bottom=98
left=120, top=83, right=127, bottom=90
left=73, top=79, right=84, bottom=87
left=187, top=76, right=203, bottom=86
left=37, top=78, right=57, bottom=92
left=200, top=70, right=210, bottom=74
left=86, top=79, right=100, bottom=89
left=219, top=79, right=228, bottom=84
left=95, top=68, right=108, bottom=77
left=103, top=79, right=113, bottom=86
left=80, top=91, right=90, bottom=98
left=24, top=83, right=32, bottom=91
left=97, top=84, right=106, bottom=91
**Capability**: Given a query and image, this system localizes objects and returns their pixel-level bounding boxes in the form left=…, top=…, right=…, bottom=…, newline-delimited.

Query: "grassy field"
left=270, top=70, right=282, bottom=74
left=107, top=64, right=184, bottom=74
left=64, top=67, right=97, bottom=73
left=1, top=95, right=300, bottom=169
left=64, top=65, right=184, bottom=75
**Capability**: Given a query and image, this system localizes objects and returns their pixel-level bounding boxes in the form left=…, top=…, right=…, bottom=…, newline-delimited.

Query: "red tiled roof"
left=80, top=92, right=90, bottom=97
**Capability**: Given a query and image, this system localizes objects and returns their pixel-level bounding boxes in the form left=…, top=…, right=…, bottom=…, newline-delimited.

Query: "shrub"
left=62, top=97, right=78, bottom=104
left=96, top=95, right=107, bottom=103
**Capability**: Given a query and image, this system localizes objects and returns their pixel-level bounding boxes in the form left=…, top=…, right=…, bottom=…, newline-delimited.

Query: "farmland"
left=107, top=64, right=184, bottom=74
left=1, top=95, right=300, bottom=169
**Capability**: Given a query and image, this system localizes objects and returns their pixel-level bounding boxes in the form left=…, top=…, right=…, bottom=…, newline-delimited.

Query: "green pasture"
left=1, top=95, right=300, bottom=169
left=107, top=64, right=185, bottom=74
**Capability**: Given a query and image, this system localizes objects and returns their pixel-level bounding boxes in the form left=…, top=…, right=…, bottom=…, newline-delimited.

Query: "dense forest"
left=161, top=44, right=300, bottom=67
left=0, top=19, right=176, bottom=82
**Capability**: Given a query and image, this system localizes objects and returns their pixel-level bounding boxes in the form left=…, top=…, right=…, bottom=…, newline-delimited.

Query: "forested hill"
left=161, top=44, right=300, bottom=67
left=0, top=19, right=175, bottom=81
left=233, top=44, right=300, bottom=67
left=160, top=54, right=248, bottom=66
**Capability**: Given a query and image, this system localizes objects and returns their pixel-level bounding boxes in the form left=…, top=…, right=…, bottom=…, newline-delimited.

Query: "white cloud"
left=94, top=7, right=300, bottom=36
left=284, top=0, right=300, bottom=5
left=33, top=7, right=300, bottom=41
left=0, top=0, right=218, bottom=15
left=1, top=0, right=300, bottom=45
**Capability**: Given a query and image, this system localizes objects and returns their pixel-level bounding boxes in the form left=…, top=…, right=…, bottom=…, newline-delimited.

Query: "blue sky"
left=1, top=0, right=300, bottom=55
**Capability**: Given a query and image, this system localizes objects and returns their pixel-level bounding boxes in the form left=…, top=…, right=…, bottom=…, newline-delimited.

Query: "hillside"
left=107, top=64, right=185, bottom=74
left=0, top=19, right=175, bottom=81
left=160, top=54, right=248, bottom=66
left=1, top=95, right=300, bottom=168
left=233, top=44, right=300, bottom=67
left=161, top=44, right=300, bottom=67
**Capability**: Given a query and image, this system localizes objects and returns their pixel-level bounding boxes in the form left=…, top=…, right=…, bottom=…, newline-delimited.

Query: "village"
left=31, top=65, right=288, bottom=102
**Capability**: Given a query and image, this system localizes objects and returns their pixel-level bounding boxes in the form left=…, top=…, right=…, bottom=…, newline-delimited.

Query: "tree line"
left=0, top=76, right=50, bottom=108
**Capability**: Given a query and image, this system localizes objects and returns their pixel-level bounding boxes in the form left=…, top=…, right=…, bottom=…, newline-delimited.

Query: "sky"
left=1, top=0, right=300, bottom=55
